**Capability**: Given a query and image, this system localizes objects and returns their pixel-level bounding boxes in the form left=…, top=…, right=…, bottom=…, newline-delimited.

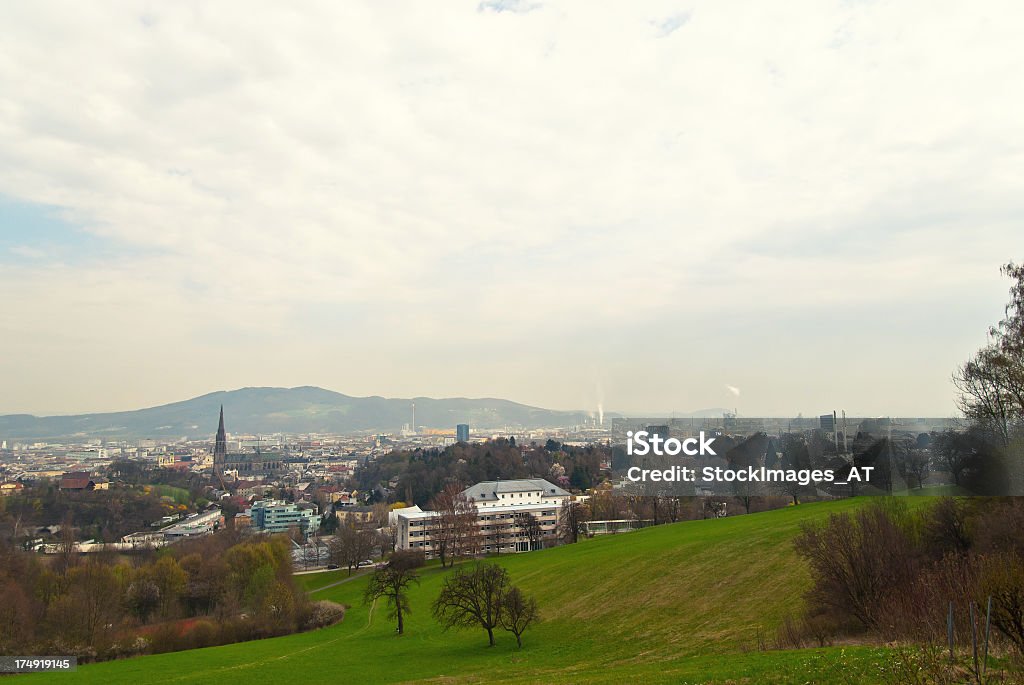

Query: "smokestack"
left=833, top=410, right=839, bottom=453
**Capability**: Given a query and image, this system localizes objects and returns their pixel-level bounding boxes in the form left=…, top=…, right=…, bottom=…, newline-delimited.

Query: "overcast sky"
left=1, top=1, right=1021, bottom=418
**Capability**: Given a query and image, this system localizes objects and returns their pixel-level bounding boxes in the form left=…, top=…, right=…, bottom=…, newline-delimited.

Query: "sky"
left=0, top=1, right=1021, bottom=418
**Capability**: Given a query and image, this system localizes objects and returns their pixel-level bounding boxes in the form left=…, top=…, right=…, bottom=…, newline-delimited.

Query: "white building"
left=395, top=479, right=570, bottom=556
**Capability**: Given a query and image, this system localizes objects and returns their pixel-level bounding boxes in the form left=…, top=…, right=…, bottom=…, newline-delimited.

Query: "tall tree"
left=430, top=482, right=479, bottom=567
left=363, top=550, right=423, bottom=635
left=955, top=263, right=1024, bottom=446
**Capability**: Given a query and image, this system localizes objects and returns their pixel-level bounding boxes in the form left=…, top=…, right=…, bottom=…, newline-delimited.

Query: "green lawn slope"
left=29, top=499, right=913, bottom=684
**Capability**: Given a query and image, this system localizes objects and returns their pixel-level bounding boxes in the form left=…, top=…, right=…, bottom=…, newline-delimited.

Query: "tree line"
left=0, top=531, right=336, bottom=661
left=353, top=439, right=608, bottom=507
left=791, top=497, right=1024, bottom=656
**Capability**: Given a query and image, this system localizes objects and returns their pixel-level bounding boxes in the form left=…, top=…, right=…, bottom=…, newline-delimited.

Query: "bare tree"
left=430, top=482, right=478, bottom=566
left=499, top=586, right=539, bottom=648
left=954, top=263, right=1024, bottom=446
left=588, top=489, right=618, bottom=520
left=663, top=496, right=684, bottom=523
left=558, top=500, right=590, bottom=544
left=490, top=514, right=511, bottom=554
left=301, top=538, right=323, bottom=570
left=514, top=512, right=543, bottom=552
left=376, top=527, right=396, bottom=558
left=933, top=430, right=975, bottom=486
left=902, top=448, right=931, bottom=490
left=433, top=561, right=509, bottom=646
left=329, top=523, right=374, bottom=576
left=58, top=513, right=77, bottom=573
left=364, top=550, right=423, bottom=635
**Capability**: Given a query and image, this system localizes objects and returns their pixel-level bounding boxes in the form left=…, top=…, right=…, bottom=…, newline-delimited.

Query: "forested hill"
left=0, top=386, right=592, bottom=440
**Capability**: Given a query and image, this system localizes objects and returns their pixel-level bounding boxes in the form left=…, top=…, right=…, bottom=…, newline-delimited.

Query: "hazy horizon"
left=0, top=384, right=960, bottom=422
left=2, top=2, right=1021, bottom=417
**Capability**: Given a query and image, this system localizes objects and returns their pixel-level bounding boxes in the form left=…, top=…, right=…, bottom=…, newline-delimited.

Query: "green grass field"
left=29, top=499, right=928, bottom=684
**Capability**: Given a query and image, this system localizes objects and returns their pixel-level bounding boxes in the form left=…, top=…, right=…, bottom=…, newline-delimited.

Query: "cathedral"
left=212, top=406, right=285, bottom=478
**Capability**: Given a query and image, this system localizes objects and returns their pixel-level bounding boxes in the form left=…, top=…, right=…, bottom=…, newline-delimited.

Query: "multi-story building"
left=246, top=499, right=322, bottom=538
left=395, top=478, right=570, bottom=556
left=456, top=424, right=470, bottom=443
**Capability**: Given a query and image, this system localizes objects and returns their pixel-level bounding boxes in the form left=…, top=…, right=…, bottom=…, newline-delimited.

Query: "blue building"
left=456, top=424, right=470, bottom=443
left=246, top=500, right=322, bottom=539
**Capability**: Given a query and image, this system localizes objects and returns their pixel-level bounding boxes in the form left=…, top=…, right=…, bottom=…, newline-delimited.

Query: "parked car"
left=327, top=564, right=339, bottom=570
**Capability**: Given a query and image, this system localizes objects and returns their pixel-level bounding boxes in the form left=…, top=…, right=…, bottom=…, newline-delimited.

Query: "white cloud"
left=0, top=1, right=1021, bottom=415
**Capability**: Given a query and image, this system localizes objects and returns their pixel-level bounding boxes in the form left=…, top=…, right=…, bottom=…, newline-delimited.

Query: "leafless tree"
left=364, top=550, right=423, bottom=635
left=329, top=522, right=374, bottom=576
left=558, top=501, right=591, bottom=544
left=490, top=514, right=511, bottom=554
left=430, top=482, right=478, bottom=566
left=432, top=561, right=509, bottom=646
left=376, top=526, right=396, bottom=558
left=57, top=513, right=77, bottom=573
left=513, top=512, right=543, bottom=551
left=902, top=448, right=931, bottom=489
left=954, top=263, right=1024, bottom=446
left=499, top=586, right=539, bottom=647
left=302, top=538, right=324, bottom=570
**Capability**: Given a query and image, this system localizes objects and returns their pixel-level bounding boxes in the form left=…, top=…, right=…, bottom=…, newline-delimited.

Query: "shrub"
left=304, top=601, right=347, bottom=630
left=794, top=500, right=919, bottom=631
left=977, top=552, right=1024, bottom=654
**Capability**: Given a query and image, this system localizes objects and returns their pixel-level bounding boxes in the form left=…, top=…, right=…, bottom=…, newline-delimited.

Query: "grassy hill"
left=33, top=499, right=907, bottom=684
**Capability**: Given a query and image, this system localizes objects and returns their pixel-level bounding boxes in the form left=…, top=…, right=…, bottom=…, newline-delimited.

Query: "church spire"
left=214, top=405, right=227, bottom=467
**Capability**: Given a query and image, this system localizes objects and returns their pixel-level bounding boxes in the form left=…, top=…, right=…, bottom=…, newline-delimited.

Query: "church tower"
left=213, top=405, right=227, bottom=473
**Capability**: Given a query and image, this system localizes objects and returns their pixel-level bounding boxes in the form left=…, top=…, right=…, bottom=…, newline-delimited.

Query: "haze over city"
left=1, top=1, right=1021, bottom=417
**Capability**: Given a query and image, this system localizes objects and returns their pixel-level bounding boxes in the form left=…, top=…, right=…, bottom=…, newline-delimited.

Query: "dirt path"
left=307, top=569, right=371, bottom=594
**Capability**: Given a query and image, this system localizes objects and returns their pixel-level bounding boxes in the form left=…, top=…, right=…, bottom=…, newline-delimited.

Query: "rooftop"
left=462, top=478, right=569, bottom=502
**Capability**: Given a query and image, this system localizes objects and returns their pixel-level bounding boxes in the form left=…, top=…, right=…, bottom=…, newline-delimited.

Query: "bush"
left=978, top=552, right=1024, bottom=654
left=304, top=601, right=347, bottom=630
left=794, top=500, right=919, bottom=631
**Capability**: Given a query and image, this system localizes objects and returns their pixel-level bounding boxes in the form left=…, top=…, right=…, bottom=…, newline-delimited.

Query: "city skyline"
left=2, top=2, right=1022, bottom=417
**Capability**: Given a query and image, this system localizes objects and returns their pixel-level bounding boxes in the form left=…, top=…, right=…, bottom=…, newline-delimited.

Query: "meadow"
left=28, top=499, right=936, bottom=684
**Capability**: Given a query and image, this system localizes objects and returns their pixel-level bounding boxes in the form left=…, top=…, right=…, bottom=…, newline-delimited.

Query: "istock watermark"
left=621, top=429, right=879, bottom=496
left=626, top=430, right=718, bottom=457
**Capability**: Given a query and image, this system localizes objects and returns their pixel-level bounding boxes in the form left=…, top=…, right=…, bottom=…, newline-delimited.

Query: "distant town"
left=0, top=403, right=959, bottom=564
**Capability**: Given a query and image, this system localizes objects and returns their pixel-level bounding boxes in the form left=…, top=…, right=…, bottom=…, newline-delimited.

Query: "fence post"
left=970, top=601, right=979, bottom=679
left=983, top=595, right=992, bottom=678
left=948, top=601, right=955, bottom=664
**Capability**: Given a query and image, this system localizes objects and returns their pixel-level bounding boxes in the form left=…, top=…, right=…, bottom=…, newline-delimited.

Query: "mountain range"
left=0, top=386, right=600, bottom=440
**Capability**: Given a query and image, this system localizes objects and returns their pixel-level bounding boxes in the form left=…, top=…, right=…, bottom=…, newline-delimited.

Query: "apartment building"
left=246, top=499, right=322, bottom=539
left=395, top=478, right=570, bottom=556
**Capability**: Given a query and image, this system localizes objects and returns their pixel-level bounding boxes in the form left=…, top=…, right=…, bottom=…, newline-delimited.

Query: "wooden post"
left=970, top=601, right=979, bottom=678
left=983, top=595, right=992, bottom=678
left=948, top=601, right=955, bottom=664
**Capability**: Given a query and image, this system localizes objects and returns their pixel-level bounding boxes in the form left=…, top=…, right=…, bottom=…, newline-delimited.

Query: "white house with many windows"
left=395, top=478, right=570, bottom=556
